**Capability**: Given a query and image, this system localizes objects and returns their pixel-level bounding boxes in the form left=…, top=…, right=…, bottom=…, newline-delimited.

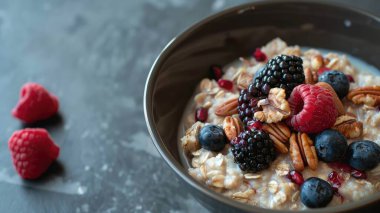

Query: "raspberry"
left=12, top=83, right=59, bottom=123
left=8, top=128, right=60, bottom=179
left=287, top=84, right=338, bottom=133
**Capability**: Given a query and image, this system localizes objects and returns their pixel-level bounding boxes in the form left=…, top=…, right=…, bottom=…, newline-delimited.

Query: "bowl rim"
left=144, top=0, right=380, bottom=212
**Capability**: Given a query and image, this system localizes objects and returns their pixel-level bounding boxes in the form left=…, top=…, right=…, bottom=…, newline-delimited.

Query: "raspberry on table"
left=8, top=128, right=60, bottom=179
left=12, top=83, right=59, bottom=123
left=287, top=84, right=338, bottom=134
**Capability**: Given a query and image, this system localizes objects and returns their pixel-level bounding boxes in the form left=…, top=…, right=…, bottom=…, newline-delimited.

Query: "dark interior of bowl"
left=146, top=1, right=380, bottom=212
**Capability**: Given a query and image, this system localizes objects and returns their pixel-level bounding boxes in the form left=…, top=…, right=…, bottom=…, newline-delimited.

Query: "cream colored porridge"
left=180, top=38, right=380, bottom=210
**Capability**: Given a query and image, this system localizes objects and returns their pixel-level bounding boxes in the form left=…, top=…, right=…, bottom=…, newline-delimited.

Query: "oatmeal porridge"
left=179, top=38, right=380, bottom=210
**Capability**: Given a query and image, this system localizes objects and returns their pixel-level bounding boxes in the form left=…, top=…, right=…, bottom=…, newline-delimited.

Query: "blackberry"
left=238, top=84, right=265, bottom=125
left=238, top=55, right=305, bottom=125
left=254, top=54, right=305, bottom=97
left=231, top=129, right=276, bottom=172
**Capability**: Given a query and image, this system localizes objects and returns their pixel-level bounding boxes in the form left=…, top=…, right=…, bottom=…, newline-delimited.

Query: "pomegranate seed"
left=328, top=171, right=344, bottom=189
left=318, top=67, right=330, bottom=75
left=210, top=65, right=223, bottom=80
left=286, top=170, right=304, bottom=186
left=247, top=120, right=262, bottom=130
left=328, top=162, right=351, bottom=173
left=346, top=74, right=355, bottom=83
left=351, top=169, right=367, bottom=179
left=217, top=79, right=233, bottom=90
left=195, top=107, right=208, bottom=122
left=253, top=48, right=267, bottom=62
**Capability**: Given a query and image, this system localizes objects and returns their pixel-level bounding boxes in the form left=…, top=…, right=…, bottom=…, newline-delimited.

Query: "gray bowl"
left=144, top=1, right=380, bottom=212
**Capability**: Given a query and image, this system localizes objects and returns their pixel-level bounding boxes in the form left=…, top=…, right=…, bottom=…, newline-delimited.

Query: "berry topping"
left=346, top=140, right=380, bottom=171
left=286, top=170, right=304, bottom=186
left=314, top=130, right=348, bottom=162
left=217, top=79, right=233, bottom=91
left=253, top=55, right=305, bottom=97
left=287, top=84, right=338, bottom=133
left=12, top=83, right=59, bottom=123
left=238, top=55, right=304, bottom=126
left=327, top=171, right=344, bottom=190
left=8, top=128, right=60, bottom=179
left=198, top=125, right=227, bottom=151
left=253, top=48, right=267, bottom=62
left=328, top=162, right=351, bottom=173
left=350, top=169, right=367, bottom=179
left=318, top=70, right=350, bottom=99
left=195, top=107, right=208, bottom=122
left=300, top=177, right=334, bottom=208
left=328, top=162, right=367, bottom=179
left=231, top=129, right=276, bottom=172
left=238, top=86, right=265, bottom=125
left=346, top=74, right=355, bottom=83
left=210, top=65, right=223, bottom=80
left=247, top=120, right=263, bottom=130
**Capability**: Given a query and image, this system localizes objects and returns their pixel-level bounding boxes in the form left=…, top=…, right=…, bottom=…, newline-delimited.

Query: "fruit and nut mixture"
left=180, top=38, right=380, bottom=210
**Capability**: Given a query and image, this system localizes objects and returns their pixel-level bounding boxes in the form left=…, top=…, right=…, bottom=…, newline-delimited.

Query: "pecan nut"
left=262, top=122, right=291, bottom=154
left=289, top=132, right=318, bottom=172
left=332, top=115, right=363, bottom=139
left=316, top=82, right=345, bottom=115
left=254, top=88, right=291, bottom=123
left=304, top=68, right=316, bottom=84
left=215, top=98, right=239, bottom=116
left=223, top=115, right=243, bottom=141
left=347, top=86, right=380, bottom=107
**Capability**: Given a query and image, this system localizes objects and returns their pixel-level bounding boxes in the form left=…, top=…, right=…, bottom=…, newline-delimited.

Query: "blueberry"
left=318, top=70, right=349, bottom=99
left=300, top=177, right=333, bottom=208
left=315, top=129, right=348, bottom=162
left=346, top=140, right=380, bottom=171
left=198, top=125, right=226, bottom=151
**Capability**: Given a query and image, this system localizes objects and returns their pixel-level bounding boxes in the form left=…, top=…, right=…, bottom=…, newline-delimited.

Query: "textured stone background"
left=0, top=0, right=378, bottom=212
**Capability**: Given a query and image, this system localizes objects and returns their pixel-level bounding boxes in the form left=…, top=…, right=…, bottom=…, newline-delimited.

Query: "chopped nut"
left=304, top=68, right=315, bottom=84
left=289, top=132, right=318, bottom=171
left=316, top=82, right=345, bottom=115
left=263, top=122, right=291, bottom=153
left=268, top=180, right=279, bottom=194
left=332, top=115, right=363, bottom=139
left=223, top=115, right=243, bottom=141
left=215, top=98, right=239, bottom=116
left=181, top=122, right=204, bottom=153
left=311, top=54, right=324, bottom=71
left=347, top=86, right=380, bottom=107
left=254, top=88, right=291, bottom=123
